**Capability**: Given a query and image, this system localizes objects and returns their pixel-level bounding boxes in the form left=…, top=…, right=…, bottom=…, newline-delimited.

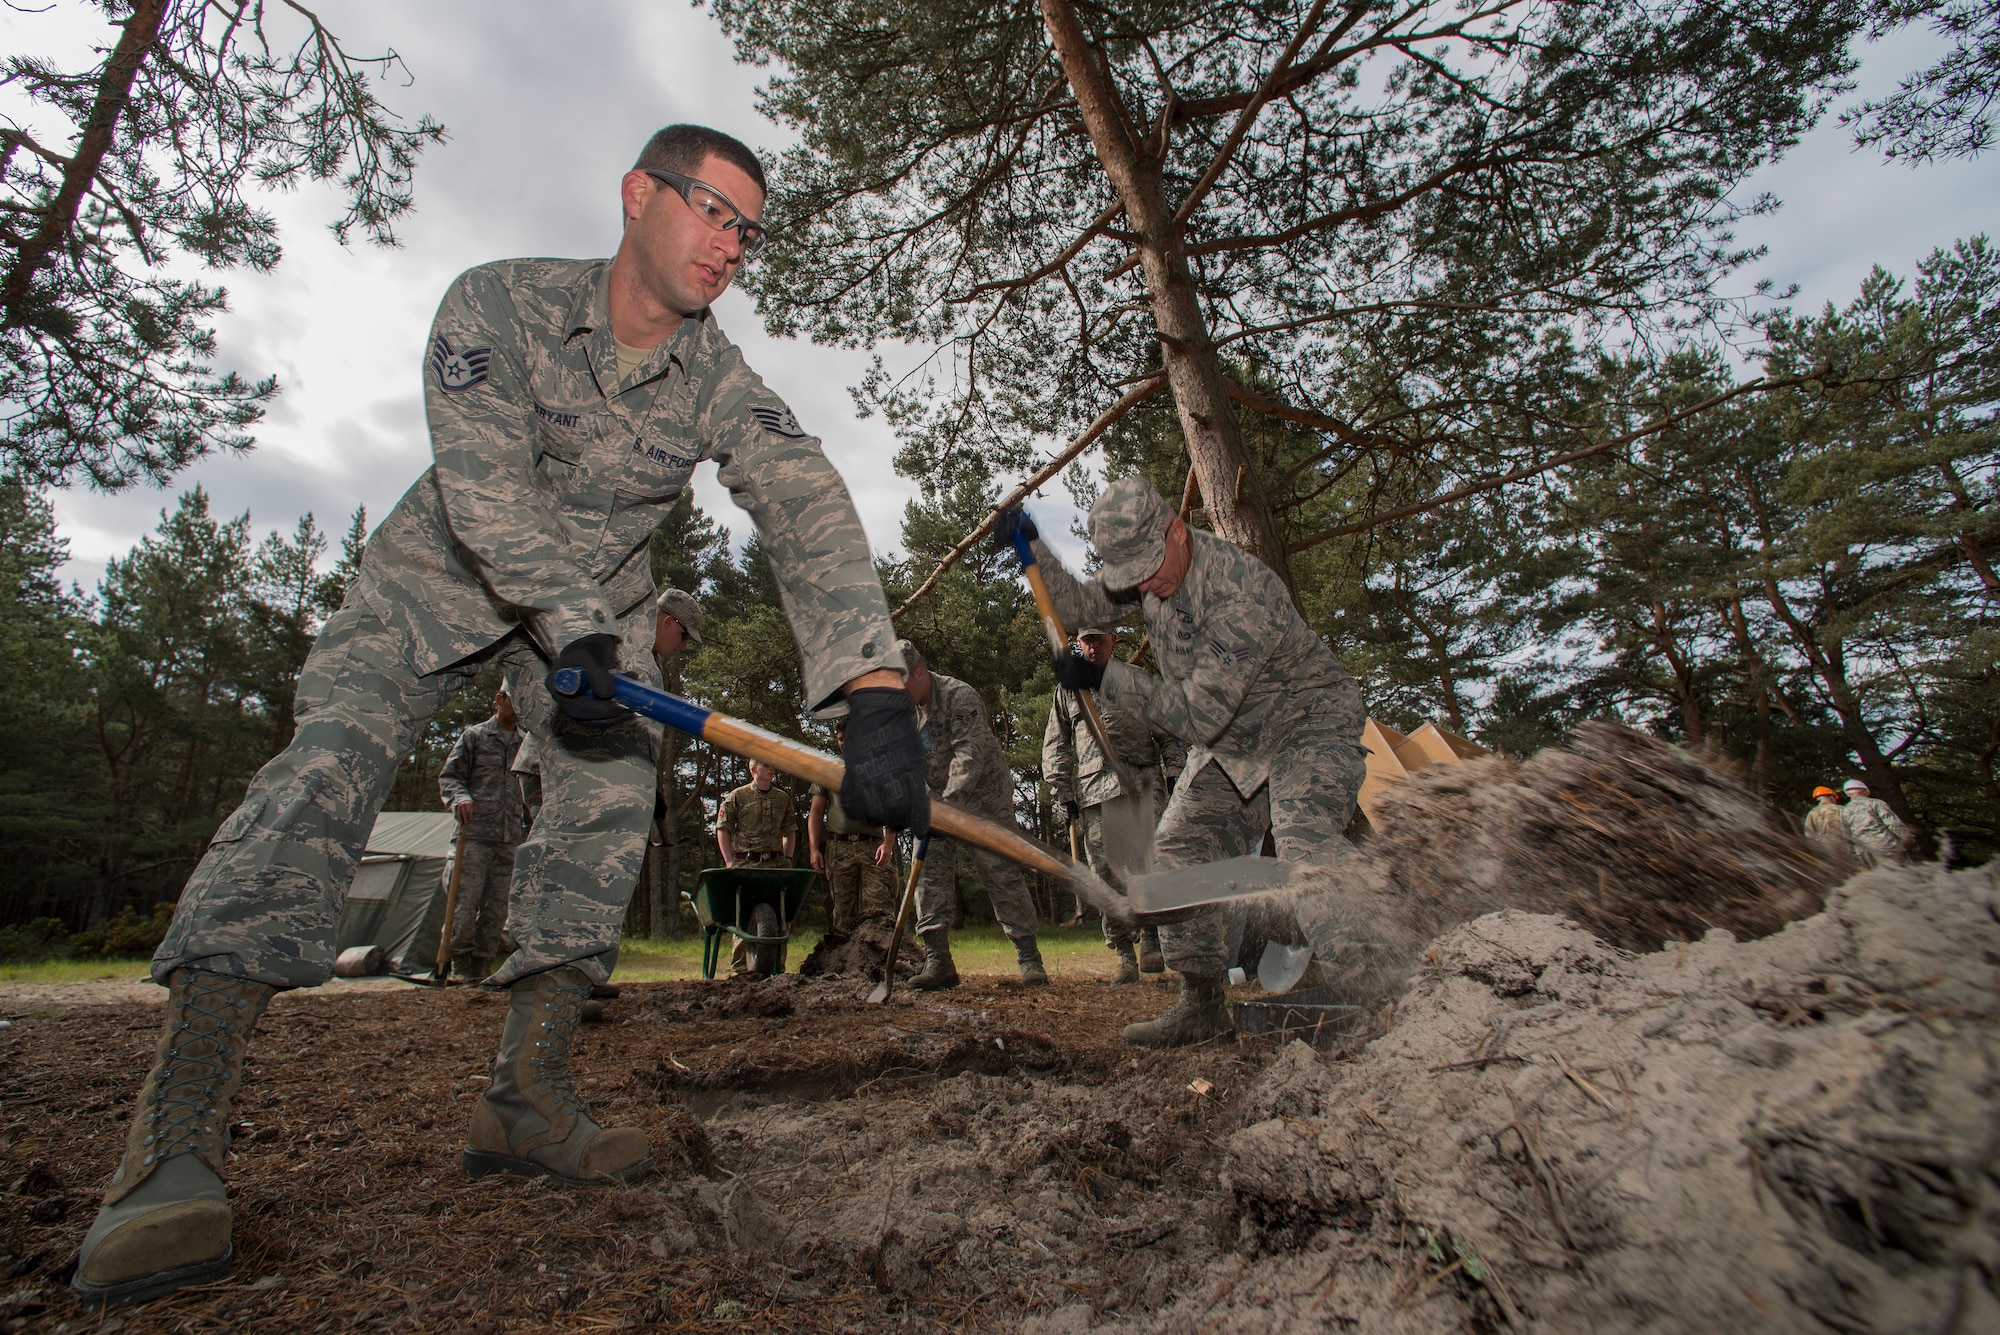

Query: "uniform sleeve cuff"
left=804, top=624, right=907, bottom=716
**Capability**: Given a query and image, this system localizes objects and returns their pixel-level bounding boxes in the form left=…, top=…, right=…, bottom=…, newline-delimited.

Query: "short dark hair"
left=633, top=125, right=767, bottom=197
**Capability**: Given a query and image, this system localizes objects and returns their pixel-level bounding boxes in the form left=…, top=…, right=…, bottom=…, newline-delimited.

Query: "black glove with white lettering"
left=547, top=633, right=628, bottom=728
left=1051, top=647, right=1106, bottom=693
left=991, top=507, right=1038, bottom=551
left=840, top=688, right=931, bottom=837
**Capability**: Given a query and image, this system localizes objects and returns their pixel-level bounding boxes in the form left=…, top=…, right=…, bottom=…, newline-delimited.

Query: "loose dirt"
left=1, top=730, right=1991, bottom=1332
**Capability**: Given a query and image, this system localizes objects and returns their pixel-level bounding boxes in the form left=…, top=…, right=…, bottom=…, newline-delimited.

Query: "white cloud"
left=20, top=4, right=1999, bottom=596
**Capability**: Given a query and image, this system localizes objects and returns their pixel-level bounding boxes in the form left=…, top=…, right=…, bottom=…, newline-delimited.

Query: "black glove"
left=840, top=688, right=931, bottom=836
left=1051, top=647, right=1106, bottom=693
left=991, top=507, right=1038, bottom=550
left=546, top=633, right=628, bottom=728
left=1062, top=799, right=1081, bottom=824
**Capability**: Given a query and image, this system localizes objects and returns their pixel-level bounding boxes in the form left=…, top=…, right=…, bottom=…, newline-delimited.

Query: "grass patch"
left=0, top=957, right=153, bottom=987
left=614, top=922, right=1132, bottom=982
left=0, top=926, right=1137, bottom=989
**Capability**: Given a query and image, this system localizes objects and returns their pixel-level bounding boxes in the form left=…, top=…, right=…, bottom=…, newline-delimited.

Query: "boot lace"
left=140, top=972, right=256, bottom=1168
left=528, top=975, right=590, bottom=1116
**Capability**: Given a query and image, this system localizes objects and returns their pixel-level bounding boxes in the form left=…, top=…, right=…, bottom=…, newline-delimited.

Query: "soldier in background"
left=438, top=685, right=531, bottom=980
left=1043, top=626, right=1174, bottom=982
left=1803, top=785, right=1853, bottom=858
left=898, top=639, right=1050, bottom=990
left=717, top=762, right=797, bottom=975
left=999, top=478, right=1368, bottom=1048
left=72, top=124, right=930, bottom=1309
left=810, top=718, right=900, bottom=935
left=1840, top=778, right=1913, bottom=866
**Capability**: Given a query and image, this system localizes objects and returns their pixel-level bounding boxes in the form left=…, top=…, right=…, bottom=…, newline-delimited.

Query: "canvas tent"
left=337, top=811, right=456, bottom=976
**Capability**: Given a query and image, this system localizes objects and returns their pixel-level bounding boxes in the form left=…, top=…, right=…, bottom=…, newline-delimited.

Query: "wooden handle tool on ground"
left=435, top=817, right=469, bottom=980
left=868, top=835, right=928, bottom=1005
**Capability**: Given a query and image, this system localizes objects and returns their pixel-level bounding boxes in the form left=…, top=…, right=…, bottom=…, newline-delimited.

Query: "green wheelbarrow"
left=684, top=866, right=816, bottom=979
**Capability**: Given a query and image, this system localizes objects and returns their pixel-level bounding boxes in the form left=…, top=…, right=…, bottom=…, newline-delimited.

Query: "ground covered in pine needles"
left=3, top=729, right=1993, bottom=1333
left=1, top=966, right=1263, bottom=1333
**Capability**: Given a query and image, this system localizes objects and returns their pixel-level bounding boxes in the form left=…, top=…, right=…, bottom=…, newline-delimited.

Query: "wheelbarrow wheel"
left=747, top=901, right=784, bottom=977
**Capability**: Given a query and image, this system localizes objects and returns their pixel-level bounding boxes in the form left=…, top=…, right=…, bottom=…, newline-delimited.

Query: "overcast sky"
left=9, top=4, right=1995, bottom=590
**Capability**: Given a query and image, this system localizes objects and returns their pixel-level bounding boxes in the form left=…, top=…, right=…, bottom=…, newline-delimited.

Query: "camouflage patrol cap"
left=655, top=587, right=703, bottom=645
left=1090, top=476, right=1175, bottom=590
left=1076, top=624, right=1114, bottom=638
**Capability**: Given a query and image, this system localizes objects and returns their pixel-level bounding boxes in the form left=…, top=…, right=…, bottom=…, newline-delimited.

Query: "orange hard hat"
left=1812, top=786, right=1838, bottom=798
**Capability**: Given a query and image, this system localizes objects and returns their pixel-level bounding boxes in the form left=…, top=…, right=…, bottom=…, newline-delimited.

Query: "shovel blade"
left=1125, top=855, right=1301, bottom=914
left=1257, top=940, right=1313, bottom=994
left=866, top=979, right=890, bottom=1005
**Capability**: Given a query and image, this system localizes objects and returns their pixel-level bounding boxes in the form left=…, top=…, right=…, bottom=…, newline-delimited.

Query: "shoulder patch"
left=748, top=404, right=809, bottom=439
left=430, top=335, right=493, bottom=393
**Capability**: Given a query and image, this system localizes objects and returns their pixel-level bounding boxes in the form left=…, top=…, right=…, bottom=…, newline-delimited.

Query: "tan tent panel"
left=336, top=811, right=456, bottom=976
left=1358, top=718, right=1490, bottom=826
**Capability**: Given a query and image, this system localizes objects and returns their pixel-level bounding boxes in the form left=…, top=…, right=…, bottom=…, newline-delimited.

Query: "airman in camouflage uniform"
left=1043, top=628, right=1176, bottom=980
left=897, top=640, right=1048, bottom=989
left=74, top=126, right=930, bottom=1310
left=439, top=686, right=531, bottom=978
left=1009, top=477, right=1368, bottom=1047
left=811, top=717, right=899, bottom=933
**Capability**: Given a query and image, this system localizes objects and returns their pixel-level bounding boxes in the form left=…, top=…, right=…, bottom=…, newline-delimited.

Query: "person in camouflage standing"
left=1043, top=627, right=1175, bottom=982
left=71, top=124, right=931, bottom=1310
left=1839, top=778, right=1914, bottom=866
left=897, top=639, right=1050, bottom=989
left=809, top=718, right=900, bottom=935
left=439, top=685, right=532, bottom=981
left=716, top=761, right=798, bottom=975
left=997, top=477, right=1368, bottom=1048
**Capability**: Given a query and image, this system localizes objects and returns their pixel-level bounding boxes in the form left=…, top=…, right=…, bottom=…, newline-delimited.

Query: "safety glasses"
left=643, top=168, right=769, bottom=260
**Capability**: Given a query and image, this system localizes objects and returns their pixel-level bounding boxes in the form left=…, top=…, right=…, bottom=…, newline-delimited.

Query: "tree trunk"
left=1039, top=0, right=1294, bottom=593
left=1649, top=602, right=1704, bottom=747
left=0, top=0, right=167, bottom=324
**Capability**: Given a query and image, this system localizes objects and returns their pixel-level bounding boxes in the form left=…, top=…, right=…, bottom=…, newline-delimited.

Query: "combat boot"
left=1112, top=940, right=1141, bottom=984
left=1121, top=973, right=1233, bottom=1049
left=908, top=930, right=959, bottom=991
left=462, top=966, right=654, bottom=1185
left=1139, top=926, right=1165, bottom=974
left=71, top=968, right=275, bottom=1309
left=1014, top=935, right=1049, bottom=987
left=451, top=952, right=479, bottom=984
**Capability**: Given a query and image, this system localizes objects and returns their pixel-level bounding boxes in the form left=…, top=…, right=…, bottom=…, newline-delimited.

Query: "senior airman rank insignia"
left=430, top=335, right=492, bottom=393
left=749, top=404, right=808, bottom=439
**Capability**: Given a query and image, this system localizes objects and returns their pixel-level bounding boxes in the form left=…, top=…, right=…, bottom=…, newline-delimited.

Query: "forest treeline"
left=0, top=242, right=1992, bottom=933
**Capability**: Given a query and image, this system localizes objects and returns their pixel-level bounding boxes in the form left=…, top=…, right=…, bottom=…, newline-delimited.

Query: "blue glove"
left=992, top=507, right=1039, bottom=550
left=546, top=633, right=628, bottom=728
left=1051, top=647, right=1105, bottom=693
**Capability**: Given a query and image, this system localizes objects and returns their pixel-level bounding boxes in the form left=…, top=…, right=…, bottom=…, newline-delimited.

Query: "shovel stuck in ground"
left=868, top=835, right=928, bottom=1004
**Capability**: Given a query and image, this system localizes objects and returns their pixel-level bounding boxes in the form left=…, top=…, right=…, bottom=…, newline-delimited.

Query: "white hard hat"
left=1842, top=778, right=1868, bottom=794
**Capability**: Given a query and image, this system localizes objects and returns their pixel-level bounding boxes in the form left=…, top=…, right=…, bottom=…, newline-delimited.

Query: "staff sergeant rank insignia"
left=430, top=335, right=493, bottom=393
left=749, top=405, right=807, bottom=439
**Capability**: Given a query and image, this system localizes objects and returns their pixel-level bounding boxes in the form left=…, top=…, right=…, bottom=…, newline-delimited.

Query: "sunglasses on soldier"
left=643, top=168, right=769, bottom=260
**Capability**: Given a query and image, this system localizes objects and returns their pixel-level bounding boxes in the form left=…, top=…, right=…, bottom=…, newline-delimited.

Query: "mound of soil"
left=796, top=912, right=923, bottom=980
left=1289, top=722, right=1845, bottom=1010
left=1147, top=861, right=1999, bottom=1334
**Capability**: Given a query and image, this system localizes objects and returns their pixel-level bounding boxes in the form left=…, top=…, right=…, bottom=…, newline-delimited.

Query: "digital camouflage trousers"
left=451, top=838, right=519, bottom=959
left=1149, top=688, right=1366, bottom=976
left=154, top=596, right=661, bottom=990
left=915, top=827, right=1040, bottom=942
